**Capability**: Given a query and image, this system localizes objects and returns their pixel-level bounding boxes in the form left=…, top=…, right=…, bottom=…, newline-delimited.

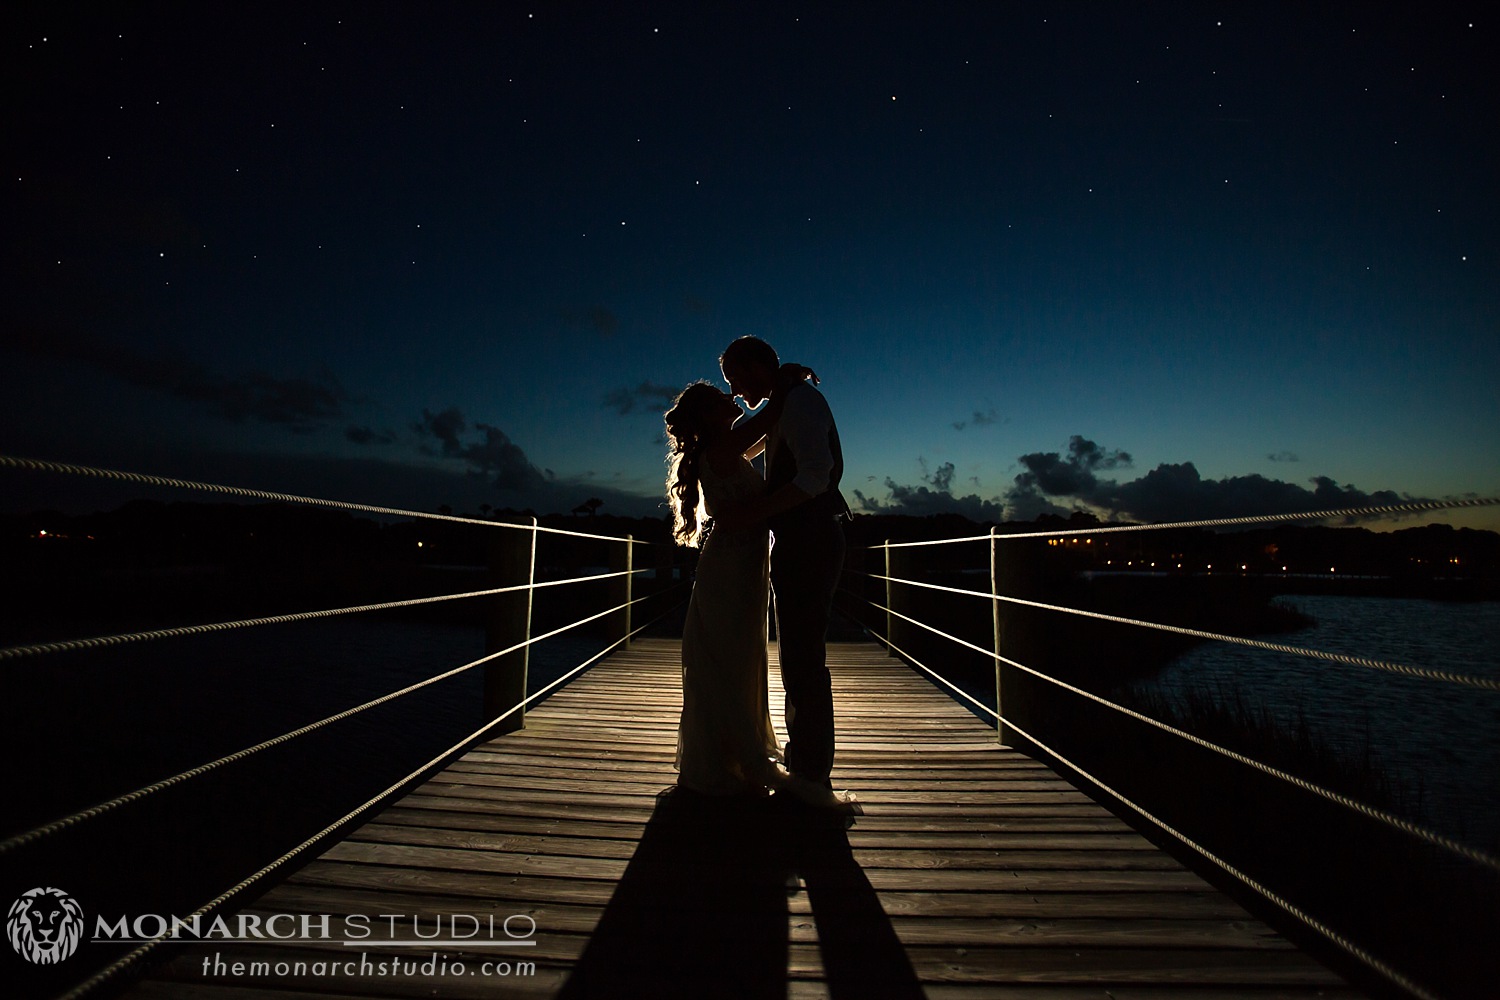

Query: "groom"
left=718, top=335, right=850, bottom=792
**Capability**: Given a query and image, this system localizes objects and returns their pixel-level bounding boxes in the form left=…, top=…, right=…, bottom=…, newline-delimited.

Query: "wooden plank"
left=123, top=638, right=1362, bottom=999
left=283, top=862, right=1261, bottom=920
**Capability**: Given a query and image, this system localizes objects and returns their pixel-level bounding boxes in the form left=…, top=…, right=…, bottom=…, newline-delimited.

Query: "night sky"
left=5, top=3, right=1497, bottom=530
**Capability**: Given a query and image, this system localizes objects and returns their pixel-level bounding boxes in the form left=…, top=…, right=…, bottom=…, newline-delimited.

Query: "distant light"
left=417, top=542, right=424, bottom=548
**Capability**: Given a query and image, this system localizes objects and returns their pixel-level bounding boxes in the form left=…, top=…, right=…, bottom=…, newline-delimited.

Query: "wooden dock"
left=125, top=638, right=1361, bottom=998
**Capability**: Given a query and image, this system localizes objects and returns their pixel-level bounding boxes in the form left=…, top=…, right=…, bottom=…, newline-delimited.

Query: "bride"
left=664, top=369, right=859, bottom=813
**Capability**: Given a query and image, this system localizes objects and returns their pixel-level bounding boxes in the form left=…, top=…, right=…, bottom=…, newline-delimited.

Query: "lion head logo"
left=7, top=887, right=84, bottom=965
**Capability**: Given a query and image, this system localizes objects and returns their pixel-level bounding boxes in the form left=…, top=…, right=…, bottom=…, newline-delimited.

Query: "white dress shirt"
left=770, top=383, right=836, bottom=496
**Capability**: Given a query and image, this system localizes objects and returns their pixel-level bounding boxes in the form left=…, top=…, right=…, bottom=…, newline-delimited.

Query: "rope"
left=872, top=494, right=1500, bottom=549
left=838, top=596, right=1001, bottom=722
left=0, top=581, right=684, bottom=855
left=841, top=598, right=1444, bottom=1000
left=862, top=569, right=1500, bottom=692
left=847, top=589, right=1500, bottom=874
left=0, top=454, right=651, bottom=544
left=52, top=595, right=689, bottom=1000
left=0, top=568, right=647, bottom=662
left=998, top=716, right=1443, bottom=1000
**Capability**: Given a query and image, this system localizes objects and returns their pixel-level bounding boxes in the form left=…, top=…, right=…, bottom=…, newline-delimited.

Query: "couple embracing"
left=664, top=336, right=858, bottom=814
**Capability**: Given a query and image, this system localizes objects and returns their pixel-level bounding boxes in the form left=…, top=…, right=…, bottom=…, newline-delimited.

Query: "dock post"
left=625, top=535, right=634, bottom=647
left=485, top=516, right=535, bottom=733
left=883, top=541, right=893, bottom=649
left=609, top=536, right=634, bottom=648
left=991, top=532, right=1047, bottom=752
left=990, top=527, right=1006, bottom=745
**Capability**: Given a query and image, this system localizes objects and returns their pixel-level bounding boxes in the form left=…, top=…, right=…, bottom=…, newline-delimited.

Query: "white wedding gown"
left=675, top=456, right=785, bottom=795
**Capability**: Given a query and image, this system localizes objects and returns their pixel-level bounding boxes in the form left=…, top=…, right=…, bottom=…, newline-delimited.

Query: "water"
left=2, top=616, right=613, bottom=837
left=1132, top=595, right=1500, bottom=849
left=1, top=615, right=619, bottom=998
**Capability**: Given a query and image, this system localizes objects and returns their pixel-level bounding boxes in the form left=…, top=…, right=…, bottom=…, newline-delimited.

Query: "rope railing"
left=859, top=567, right=1500, bottom=692
left=852, top=500, right=1494, bottom=1000
left=0, top=454, right=653, bottom=544
left=843, top=497, right=1498, bottom=1000
left=52, top=594, right=689, bottom=1000
left=854, top=508, right=1500, bottom=857
left=847, top=587, right=1500, bottom=875
left=0, top=579, right=684, bottom=856
left=0, top=567, right=647, bottom=663
left=839, top=597, right=1443, bottom=1000
left=4, top=452, right=693, bottom=997
left=3, top=454, right=681, bottom=853
left=873, top=494, right=1500, bottom=549
left=998, top=715, right=1442, bottom=1000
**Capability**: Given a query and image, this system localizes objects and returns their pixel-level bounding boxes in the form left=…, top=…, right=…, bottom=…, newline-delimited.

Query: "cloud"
left=603, top=381, right=680, bottom=415
left=952, top=408, right=1001, bottom=431
left=413, top=407, right=546, bottom=491
left=1268, top=450, right=1300, bottom=463
left=1010, top=435, right=1132, bottom=498
left=415, top=407, right=466, bottom=455
left=1004, top=435, right=1417, bottom=523
left=204, top=370, right=348, bottom=429
left=853, top=459, right=1008, bottom=521
left=865, top=436, right=1424, bottom=526
left=345, top=425, right=397, bottom=446
left=1107, top=466, right=1406, bottom=522
left=10, top=327, right=350, bottom=430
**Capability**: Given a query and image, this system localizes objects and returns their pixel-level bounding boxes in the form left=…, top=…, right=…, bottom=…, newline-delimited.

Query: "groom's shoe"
left=772, top=776, right=861, bottom=827
left=771, top=793, right=858, bottom=832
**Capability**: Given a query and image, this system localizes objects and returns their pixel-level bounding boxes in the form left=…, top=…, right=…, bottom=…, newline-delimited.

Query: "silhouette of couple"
left=558, top=338, right=924, bottom=1000
left=663, top=335, right=858, bottom=814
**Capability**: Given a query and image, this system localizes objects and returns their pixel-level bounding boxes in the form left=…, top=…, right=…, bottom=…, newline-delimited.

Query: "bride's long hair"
left=664, top=381, right=726, bottom=548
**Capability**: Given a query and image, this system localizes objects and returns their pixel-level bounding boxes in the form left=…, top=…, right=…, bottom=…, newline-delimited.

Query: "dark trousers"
left=770, top=515, right=846, bottom=785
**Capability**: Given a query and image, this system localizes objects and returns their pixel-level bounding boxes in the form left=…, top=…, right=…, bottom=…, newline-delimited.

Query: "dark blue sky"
left=5, top=3, right=1496, bottom=528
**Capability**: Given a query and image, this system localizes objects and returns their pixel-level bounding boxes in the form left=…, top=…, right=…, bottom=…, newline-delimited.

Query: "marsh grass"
left=1120, top=678, right=1426, bottom=827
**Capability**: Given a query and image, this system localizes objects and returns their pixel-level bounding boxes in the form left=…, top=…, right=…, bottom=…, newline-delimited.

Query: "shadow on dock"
left=559, top=786, right=921, bottom=999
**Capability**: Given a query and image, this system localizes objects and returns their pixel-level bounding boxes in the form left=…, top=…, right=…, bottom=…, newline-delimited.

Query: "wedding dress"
left=676, top=456, right=785, bottom=795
